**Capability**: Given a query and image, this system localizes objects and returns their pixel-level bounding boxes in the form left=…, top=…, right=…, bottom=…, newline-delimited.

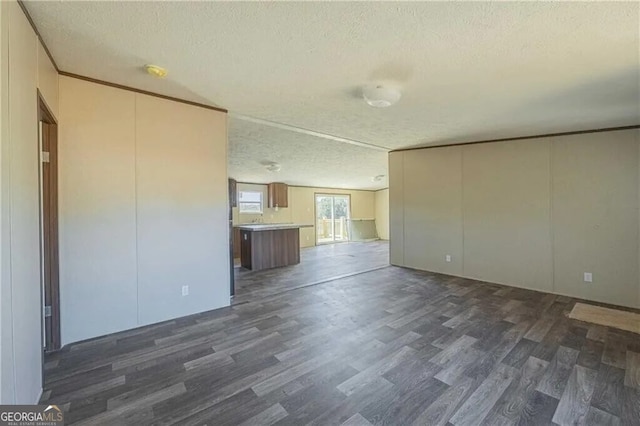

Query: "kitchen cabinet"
left=237, top=225, right=301, bottom=270
left=268, top=182, right=288, bottom=208
left=228, top=178, right=237, bottom=208
left=233, top=227, right=241, bottom=258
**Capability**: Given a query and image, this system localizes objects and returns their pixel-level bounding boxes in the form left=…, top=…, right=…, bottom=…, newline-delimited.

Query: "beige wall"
left=552, top=131, right=639, bottom=307
left=390, top=129, right=640, bottom=308
left=0, top=1, right=59, bottom=404
left=58, top=77, right=138, bottom=343
left=59, top=76, right=230, bottom=344
left=403, top=147, right=463, bottom=276
left=135, top=94, right=229, bottom=326
left=232, top=183, right=376, bottom=248
left=389, top=152, right=405, bottom=265
left=6, top=2, right=40, bottom=405
left=463, top=140, right=553, bottom=291
left=0, top=0, right=10, bottom=405
left=375, top=189, right=389, bottom=240
left=37, top=42, right=58, bottom=118
left=0, top=1, right=6, bottom=404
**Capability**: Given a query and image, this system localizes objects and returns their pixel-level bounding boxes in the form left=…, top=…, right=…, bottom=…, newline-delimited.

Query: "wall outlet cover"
left=182, top=285, right=189, bottom=296
left=445, top=255, right=452, bottom=262
left=583, top=273, right=593, bottom=283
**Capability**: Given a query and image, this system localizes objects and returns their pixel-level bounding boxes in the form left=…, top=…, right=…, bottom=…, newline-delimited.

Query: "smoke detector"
left=363, top=85, right=401, bottom=108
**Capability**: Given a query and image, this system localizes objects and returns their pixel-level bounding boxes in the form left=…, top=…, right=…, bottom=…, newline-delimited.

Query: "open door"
left=39, top=95, right=60, bottom=351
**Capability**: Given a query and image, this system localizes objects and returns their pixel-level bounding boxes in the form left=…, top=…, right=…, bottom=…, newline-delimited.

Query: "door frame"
left=38, top=91, right=60, bottom=352
left=313, top=193, right=352, bottom=246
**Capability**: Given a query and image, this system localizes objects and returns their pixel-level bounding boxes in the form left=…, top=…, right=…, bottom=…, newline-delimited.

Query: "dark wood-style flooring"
left=234, top=241, right=390, bottom=304
left=42, top=243, right=640, bottom=425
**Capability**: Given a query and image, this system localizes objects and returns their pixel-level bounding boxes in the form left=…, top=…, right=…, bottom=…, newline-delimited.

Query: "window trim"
left=238, top=190, right=264, bottom=214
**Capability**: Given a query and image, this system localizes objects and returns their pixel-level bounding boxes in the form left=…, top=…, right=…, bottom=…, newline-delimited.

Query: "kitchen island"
left=236, top=224, right=311, bottom=271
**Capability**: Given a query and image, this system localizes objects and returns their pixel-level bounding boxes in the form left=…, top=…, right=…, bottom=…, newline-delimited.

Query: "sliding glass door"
left=315, top=194, right=351, bottom=244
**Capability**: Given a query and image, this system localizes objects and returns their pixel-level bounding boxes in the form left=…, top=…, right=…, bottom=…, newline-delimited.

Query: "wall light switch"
left=583, top=272, right=593, bottom=283
left=182, top=285, right=189, bottom=296
left=445, top=255, right=452, bottom=263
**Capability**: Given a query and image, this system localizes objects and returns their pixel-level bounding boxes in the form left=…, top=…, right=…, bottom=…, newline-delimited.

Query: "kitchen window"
left=238, top=191, right=263, bottom=214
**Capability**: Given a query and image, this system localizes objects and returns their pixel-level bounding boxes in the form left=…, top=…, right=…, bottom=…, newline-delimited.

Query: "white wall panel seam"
left=6, top=14, right=17, bottom=403
left=637, top=130, right=640, bottom=308
left=460, top=146, right=465, bottom=277
left=549, top=139, right=555, bottom=294
left=0, top=1, right=3, bottom=404
left=134, top=94, right=140, bottom=326
left=400, top=152, right=405, bottom=265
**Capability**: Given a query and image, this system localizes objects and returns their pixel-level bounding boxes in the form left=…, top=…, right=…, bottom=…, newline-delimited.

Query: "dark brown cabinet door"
left=228, top=178, right=237, bottom=208
left=240, top=231, right=252, bottom=269
left=268, top=182, right=288, bottom=208
left=233, top=227, right=241, bottom=258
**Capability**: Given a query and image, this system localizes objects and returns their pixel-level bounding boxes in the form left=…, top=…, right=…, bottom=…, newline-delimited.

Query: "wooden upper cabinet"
left=268, top=182, right=288, bottom=208
left=228, top=178, right=237, bottom=208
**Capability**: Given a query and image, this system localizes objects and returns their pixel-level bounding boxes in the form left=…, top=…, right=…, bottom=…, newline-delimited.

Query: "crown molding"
left=392, top=125, right=640, bottom=152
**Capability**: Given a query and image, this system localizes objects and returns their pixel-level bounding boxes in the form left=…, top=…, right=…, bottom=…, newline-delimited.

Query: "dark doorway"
left=39, top=93, right=60, bottom=351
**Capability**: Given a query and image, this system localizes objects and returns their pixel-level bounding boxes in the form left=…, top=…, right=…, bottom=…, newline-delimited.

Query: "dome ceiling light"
left=362, top=85, right=401, bottom=108
left=265, top=162, right=281, bottom=172
left=145, top=64, right=168, bottom=78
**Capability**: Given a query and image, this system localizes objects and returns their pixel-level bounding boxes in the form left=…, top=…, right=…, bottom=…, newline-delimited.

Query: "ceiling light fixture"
left=145, top=64, right=168, bottom=78
left=363, top=85, right=401, bottom=108
left=265, top=162, right=281, bottom=172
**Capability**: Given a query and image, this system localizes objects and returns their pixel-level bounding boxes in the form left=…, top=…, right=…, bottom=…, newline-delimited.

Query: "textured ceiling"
left=228, top=117, right=388, bottom=190
left=24, top=1, right=640, bottom=189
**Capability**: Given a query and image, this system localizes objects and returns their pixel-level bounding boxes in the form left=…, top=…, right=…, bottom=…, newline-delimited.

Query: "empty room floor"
left=233, top=240, right=390, bottom=303
left=41, top=265, right=640, bottom=425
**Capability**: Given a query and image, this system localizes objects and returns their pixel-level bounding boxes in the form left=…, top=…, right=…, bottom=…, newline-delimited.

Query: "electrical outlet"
left=583, top=272, right=593, bottom=283
left=182, top=285, right=189, bottom=296
left=445, top=255, right=452, bottom=263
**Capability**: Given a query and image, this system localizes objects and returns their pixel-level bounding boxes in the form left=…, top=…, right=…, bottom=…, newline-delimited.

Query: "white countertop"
left=235, top=223, right=313, bottom=231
